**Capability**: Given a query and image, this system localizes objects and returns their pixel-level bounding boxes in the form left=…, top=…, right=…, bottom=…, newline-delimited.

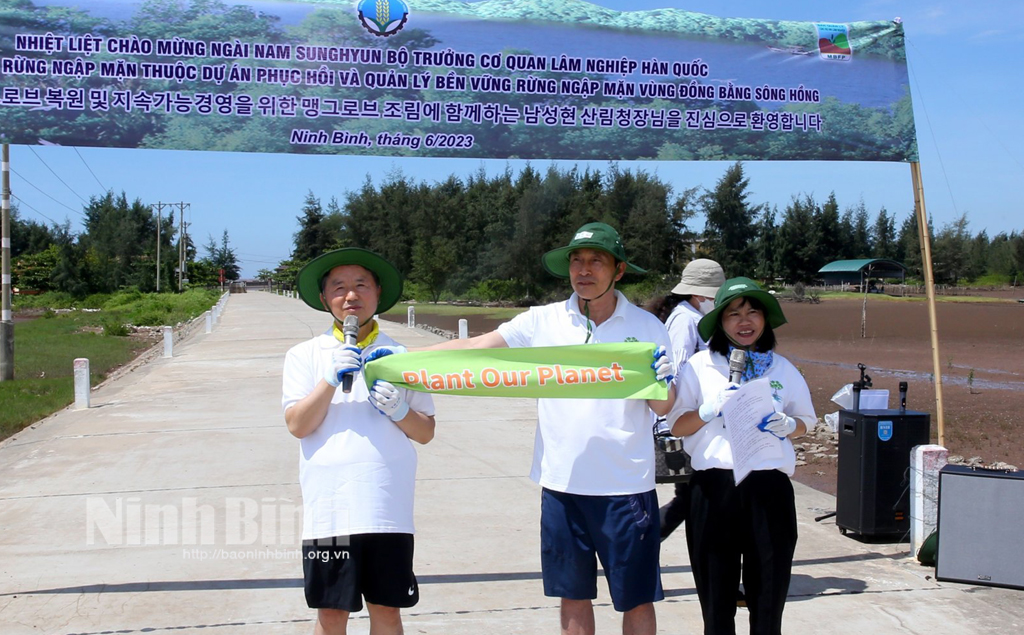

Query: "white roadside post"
left=73, top=358, right=90, bottom=410
left=205, top=311, right=212, bottom=334
left=910, top=444, right=949, bottom=556
left=407, top=306, right=415, bottom=328
left=459, top=319, right=468, bottom=339
left=163, top=326, right=173, bottom=358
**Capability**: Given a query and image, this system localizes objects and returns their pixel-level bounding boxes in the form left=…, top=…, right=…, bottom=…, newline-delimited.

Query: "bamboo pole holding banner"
left=910, top=161, right=945, bottom=445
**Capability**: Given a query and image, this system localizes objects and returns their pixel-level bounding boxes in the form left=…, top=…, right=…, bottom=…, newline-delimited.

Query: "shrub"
left=619, top=276, right=673, bottom=306
left=466, top=279, right=527, bottom=303
left=131, top=310, right=167, bottom=327
left=102, top=318, right=130, bottom=337
left=12, top=291, right=76, bottom=310
left=80, top=293, right=112, bottom=309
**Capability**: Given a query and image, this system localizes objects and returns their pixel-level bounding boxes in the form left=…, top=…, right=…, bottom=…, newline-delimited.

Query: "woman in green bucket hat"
left=667, top=276, right=816, bottom=634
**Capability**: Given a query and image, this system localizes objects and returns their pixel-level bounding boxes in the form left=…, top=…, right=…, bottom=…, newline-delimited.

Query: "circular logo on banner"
left=357, top=0, right=410, bottom=38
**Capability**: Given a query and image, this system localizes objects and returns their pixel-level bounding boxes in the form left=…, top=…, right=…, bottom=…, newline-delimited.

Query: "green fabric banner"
left=363, top=343, right=666, bottom=400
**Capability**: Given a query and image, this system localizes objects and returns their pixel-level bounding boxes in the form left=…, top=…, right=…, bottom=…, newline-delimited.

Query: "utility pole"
left=1, top=143, right=13, bottom=381
left=176, top=202, right=190, bottom=291
left=152, top=202, right=168, bottom=292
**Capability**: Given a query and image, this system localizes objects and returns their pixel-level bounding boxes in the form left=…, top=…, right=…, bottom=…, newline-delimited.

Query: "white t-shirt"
left=664, top=301, right=706, bottom=368
left=674, top=349, right=815, bottom=476
left=282, top=328, right=435, bottom=540
left=497, top=291, right=673, bottom=496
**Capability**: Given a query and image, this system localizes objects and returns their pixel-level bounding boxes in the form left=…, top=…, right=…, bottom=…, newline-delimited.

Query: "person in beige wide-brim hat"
left=643, top=258, right=725, bottom=543
left=646, top=258, right=726, bottom=369
left=672, top=258, right=726, bottom=299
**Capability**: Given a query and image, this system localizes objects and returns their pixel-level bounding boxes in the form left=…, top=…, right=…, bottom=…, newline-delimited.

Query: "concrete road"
left=0, top=291, right=1021, bottom=634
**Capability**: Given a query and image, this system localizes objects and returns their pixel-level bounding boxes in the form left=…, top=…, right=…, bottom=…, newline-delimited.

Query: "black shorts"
left=302, top=533, right=418, bottom=612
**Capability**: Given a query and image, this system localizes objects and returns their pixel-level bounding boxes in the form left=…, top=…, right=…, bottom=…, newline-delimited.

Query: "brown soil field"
left=383, top=296, right=1024, bottom=496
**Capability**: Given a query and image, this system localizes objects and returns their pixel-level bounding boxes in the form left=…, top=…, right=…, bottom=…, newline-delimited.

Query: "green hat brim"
left=296, top=248, right=403, bottom=315
left=697, top=278, right=787, bottom=342
left=541, top=246, right=646, bottom=279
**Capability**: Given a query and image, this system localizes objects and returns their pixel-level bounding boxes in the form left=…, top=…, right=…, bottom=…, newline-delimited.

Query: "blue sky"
left=8, top=0, right=1023, bottom=278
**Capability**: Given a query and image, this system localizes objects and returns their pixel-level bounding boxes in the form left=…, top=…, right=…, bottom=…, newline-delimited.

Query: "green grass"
left=968, top=274, right=1013, bottom=286
left=0, top=378, right=75, bottom=441
left=0, top=314, right=154, bottom=440
left=1, top=289, right=222, bottom=441
left=384, top=302, right=527, bottom=320
left=14, top=288, right=221, bottom=323
left=818, top=291, right=1014, bottom=303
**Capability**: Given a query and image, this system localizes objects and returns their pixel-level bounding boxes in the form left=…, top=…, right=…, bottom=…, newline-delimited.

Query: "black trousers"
left=686, top=469, right=797, bottom=635
left=659, top=481, right=690, bottom=540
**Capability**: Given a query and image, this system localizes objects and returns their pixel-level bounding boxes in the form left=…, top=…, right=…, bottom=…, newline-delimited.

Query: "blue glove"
left=325, top=346, right=361, bottom=388
left=758, top=412, right=798, bottom=439
left=365, top=345, right=408, bottom=364
left=697, top=383, right=739, bottom=422
left=651, top=346, right=674, bottom=385
left=368, top=380, right=410, bottom=422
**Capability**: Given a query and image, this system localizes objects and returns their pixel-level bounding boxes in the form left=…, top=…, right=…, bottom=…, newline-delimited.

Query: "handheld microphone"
left=728, top=348, right=746, bottom=384
left=341, top=315, right=359, bottom=394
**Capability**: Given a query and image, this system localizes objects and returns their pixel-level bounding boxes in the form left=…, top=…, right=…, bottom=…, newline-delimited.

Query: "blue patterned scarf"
left=729, top=345, right=774, bottom=382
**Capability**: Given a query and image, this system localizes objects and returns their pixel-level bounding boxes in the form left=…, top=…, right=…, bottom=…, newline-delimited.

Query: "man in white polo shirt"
left=412, top=222, right=676, bottom=635
left=282, top=248, right=436, bottom=635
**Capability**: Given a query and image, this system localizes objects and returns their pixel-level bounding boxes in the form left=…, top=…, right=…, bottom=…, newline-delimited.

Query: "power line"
left=237, top=251, right=290, bottom=260
left=74, top=147, right=108, bottom=192
left=11, top=195, right=61, bottom=225
left=27, top=146, right=89, bottom=204
left=906, top=49, right=960, bottom=219
left=906, top=37, right=1023, bottom=174
left=239, top=257, right=288, bottom=265
left=10, top=169, right=84, bottom=216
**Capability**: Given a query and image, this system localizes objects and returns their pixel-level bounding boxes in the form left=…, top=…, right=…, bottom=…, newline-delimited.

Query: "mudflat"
left=387, top=295, right=1024, bottom=495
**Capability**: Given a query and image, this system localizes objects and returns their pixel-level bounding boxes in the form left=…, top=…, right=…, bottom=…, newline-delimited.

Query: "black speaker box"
left=836, top=409, right=930, bottom=539
left=936, top=465, right=1024, bottom=589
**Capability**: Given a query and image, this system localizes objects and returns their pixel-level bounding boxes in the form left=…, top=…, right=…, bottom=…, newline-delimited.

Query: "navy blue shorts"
left=540, top=488, right=663, bottom=612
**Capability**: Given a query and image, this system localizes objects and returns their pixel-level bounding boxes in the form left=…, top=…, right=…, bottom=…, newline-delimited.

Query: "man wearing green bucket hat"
left=282, top=248, right=436, bottom=635
left=668, top=277, right=816, bottom=635
left=408, top=222, right=676, bottom=635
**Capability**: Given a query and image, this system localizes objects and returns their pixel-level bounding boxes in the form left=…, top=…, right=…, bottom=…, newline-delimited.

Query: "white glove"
left=758, top=412, right=798, bottom=439
left=698, top=383, right=739, bottom=422
left=365, top=345, right=408, bottom=364
left=651, top=346, right=674, bottom=385
left=325, top=346, right=361, bottom=388
left=369, top=380, right=410, bottom=422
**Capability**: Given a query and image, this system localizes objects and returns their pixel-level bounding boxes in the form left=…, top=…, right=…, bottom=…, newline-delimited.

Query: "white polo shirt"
left=664, top=300, right=706, bottom=368
left=282, top=328, right=435, bottom=540
left=497, top=291, right=673, bottom=496
left=675, top=349, right=815, bottom=476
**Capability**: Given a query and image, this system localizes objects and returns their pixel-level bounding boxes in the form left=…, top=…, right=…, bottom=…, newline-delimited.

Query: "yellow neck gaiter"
left=333, top=319, right=379, bottom=349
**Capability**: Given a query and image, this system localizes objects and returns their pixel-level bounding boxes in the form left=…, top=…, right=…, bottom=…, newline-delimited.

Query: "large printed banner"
left=363, top=343, right=667, bottom=400
left=0, top=0, right=917, bottom=161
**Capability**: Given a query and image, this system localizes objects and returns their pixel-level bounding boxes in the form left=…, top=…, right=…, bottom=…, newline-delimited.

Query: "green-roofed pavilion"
left=818, top=259, right=907, bottom=286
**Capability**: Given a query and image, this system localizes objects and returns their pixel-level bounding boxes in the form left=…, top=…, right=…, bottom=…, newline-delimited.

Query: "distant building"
left=818, top=259, right=906, bottom=288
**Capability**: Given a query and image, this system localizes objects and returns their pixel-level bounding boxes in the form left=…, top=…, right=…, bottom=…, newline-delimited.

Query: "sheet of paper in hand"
left=721, top=378, right=783, bottom=485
